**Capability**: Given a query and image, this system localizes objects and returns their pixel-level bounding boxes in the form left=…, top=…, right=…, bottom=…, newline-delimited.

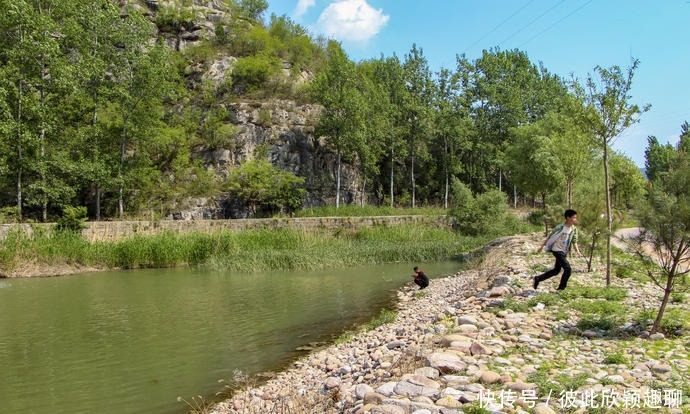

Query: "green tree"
left=633, top=151, right=689, bottom=334
left=582, top=59, right=650, bottom=285
left=645, top=136, right=677, bottom=183
left=226, top=157, right=305, bottom=216
left=68, top=0, right=121, bottom=220
left=402, top=44, right=433, bottom=208
left=354, top=60, right=385, bottom=206
left=231, top=53, right=280, bottom=94
left=545, top=97, right=596, bottom=208
left=310, top=41, right=364, bottom=208
left=236, top=0, right=268, bottom=22
left=432, top=68, right=471, bottom=209
left=367, top=55, right=407, bottom=207
left=506, top=123, right=564, bottom=209
left=609, top=152, right=645, bottom=209
left=0, top=0, right=36, bottom=220
left=457, top=49, right=567, bottom=192
left=109, top=8, right=177, bottom=218
left=449, top=179, right=509, bottom=236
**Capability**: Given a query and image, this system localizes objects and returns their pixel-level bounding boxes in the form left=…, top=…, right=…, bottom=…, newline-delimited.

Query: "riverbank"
left=210, top=234, right=690, bottom=414
left=0, top=224, right=514, bottom=278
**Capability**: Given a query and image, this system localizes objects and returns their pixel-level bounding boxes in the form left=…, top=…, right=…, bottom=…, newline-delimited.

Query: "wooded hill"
left=0, top=0, right=660, bottom=222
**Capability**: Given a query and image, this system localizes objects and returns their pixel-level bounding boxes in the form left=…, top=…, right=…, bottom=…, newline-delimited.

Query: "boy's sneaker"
left=532, top=277, right=539, bottom=289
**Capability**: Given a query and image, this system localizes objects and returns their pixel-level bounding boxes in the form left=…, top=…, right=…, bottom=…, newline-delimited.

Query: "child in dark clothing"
left=412, top=266, right=429, bottom=289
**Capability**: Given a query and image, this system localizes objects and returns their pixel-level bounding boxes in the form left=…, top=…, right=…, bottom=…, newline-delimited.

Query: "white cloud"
left=294, top=0, right=316, bottom=19
left=315, top=0, right=389, bottom=44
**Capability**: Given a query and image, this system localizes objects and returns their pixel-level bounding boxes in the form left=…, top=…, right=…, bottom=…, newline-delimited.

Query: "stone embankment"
left=0, top=215, right=448, bottom=242
left=211, top=234, right=689, bottom=414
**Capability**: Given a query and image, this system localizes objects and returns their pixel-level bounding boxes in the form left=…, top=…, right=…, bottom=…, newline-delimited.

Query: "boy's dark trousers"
left=535, top=251, right=571, bottom=290
left=414, top=276, right=429, bottom=289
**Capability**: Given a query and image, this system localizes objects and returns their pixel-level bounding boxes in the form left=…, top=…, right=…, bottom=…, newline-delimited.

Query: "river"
left=0, top=261, right=462, bottom=414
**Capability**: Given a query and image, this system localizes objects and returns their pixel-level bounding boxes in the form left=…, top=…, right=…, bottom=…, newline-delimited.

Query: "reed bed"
left=0, top=223, right=524, bottom=276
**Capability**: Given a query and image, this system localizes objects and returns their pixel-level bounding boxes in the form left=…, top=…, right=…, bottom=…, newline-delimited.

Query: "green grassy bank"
left=0, top=222, right=531, bottom=277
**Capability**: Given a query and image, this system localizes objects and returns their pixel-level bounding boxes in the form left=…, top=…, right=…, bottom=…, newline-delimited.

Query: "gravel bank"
left=210, top=234, right=689, bottom=414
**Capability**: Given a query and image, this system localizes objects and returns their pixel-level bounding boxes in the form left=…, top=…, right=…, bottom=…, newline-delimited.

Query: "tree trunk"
left=96, top=187, right=101, bottom=221
left=411, top=154, right=416, bottom=208
left=498, top=169, right=502, bottom=192
left=542, top=193, right=548, bottom=236
left=651, top=278, right=674, bottom=335
left=443, top=138, right=449, bottom=209
left=93, top=91, right=101, bottom=221
left=335, top=149, right=341, bottom=208
left=603, top=144, right=612, bottom=286
left=513, top=185, right=517, bottom=209
left=390, top=147, right=394, bottom=208
left=587, top=232, right=599, bottom=273
left=16, top=79, right=23, bottom=221
left=40, top=59, right=47, bottom=222
left=361, top=175, right=366, bottom=207
left=118, top=115, right=129, bottom=219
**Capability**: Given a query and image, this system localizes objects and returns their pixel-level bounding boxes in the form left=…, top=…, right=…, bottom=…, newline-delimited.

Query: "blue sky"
left=265, top=0, right=690, bottom=167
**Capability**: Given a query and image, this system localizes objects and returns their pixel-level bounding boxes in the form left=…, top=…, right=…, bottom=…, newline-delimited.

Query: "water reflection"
left=0, top=260, right=462, bottom=414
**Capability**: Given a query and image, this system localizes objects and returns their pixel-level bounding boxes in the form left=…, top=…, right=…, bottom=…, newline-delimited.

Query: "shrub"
left=449, top=180, right=510, bottom=236
left=231, top=54, right=280, bottom=94
left=603, top=352, right=628, bottom=364
left=0, top=206, right=19, bottom=223
left=559, top=285, right=627, bottom=301
left=570, top=299, right=626, bottom=315
left=576, top=314, right=621, bottom=331
left=56, top=206, right=88, bottom=233
left=364, top=309, right=397, bottom=330
left=658, top=309, right=689, bottom=336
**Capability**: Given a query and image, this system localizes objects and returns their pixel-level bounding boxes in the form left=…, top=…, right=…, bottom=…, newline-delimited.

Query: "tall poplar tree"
left=110, top=7, right=176, bottom=218
left=402, top=44, right=432, bottom=208
left=310, top=41, right=364, bottom=208
left=583, top=59, right=649, bottom=285
left=369, top=55, right=407, bottom=207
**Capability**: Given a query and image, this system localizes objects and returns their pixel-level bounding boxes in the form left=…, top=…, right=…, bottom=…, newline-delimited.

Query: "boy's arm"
left=537, top=225, right=559, bottom=253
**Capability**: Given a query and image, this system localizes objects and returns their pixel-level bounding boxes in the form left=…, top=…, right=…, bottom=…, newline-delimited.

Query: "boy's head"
left=413, top=266, right=419, bottom=271
left=564, top=209, right=578, bottom=225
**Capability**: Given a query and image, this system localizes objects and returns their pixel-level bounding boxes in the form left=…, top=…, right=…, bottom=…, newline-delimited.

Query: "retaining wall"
left=0, top=215, right=450, bottom=242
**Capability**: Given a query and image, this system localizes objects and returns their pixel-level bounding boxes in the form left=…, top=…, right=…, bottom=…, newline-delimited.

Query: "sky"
left=265, top=0, right=690, bottom=167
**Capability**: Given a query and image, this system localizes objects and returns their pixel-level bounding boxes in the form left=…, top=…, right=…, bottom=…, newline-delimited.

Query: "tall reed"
left=0, top=223, right=525, bottom=276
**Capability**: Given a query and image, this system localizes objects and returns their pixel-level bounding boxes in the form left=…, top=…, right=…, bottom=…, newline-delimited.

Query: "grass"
left=363, top=309, right=397, bottom=330
left=635, top=308, right=690, bottom=336
left=557, top=285, right=628, bottom=301
left=602, top=352, right=628, bottom=365
left=569, top=299, right=627, bottom=315
left=334, top=308, right=398, bottom=344
left=576, top=314, right=622, bottom=331
left=529, top=368, right=589, bottom=396
left=0, top=224, right=499, bottom=275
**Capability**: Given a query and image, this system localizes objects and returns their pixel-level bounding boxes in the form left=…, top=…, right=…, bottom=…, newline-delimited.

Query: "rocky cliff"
left=125, top=0, right=361, bottom=219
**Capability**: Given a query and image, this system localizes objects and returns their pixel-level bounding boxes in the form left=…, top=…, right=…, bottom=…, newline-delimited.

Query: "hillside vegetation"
left=0, top=0, right=675, bottom=224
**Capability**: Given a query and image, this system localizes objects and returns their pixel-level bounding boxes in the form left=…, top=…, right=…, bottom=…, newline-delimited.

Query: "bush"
left=449, top=180, right=510, bottom=236
left=0, top=206, right=19, bottom=223
left=576, top=314, right=622, bottom=331
left=603, top=352, right=628, bottom=364
left=363, top=309, right=397, bottom=330
left=528, top=210, right=547, bottom=226
left=56, top=206, right=88, bottom=233
left=231, top=54, right=280, bottom=94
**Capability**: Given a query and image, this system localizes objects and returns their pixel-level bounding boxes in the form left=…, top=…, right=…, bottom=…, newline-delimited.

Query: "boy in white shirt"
left=533, top=209, right=584, bottom=291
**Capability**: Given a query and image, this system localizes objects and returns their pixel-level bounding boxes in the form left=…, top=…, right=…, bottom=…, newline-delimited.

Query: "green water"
left=0, top=261, right=462, bottom=414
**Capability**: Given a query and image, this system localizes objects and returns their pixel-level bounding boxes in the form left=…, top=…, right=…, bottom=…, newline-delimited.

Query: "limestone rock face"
left=125, top=1, right=360, bottom=219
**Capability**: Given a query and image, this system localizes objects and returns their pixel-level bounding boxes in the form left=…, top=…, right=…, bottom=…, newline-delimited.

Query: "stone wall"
left=0, top=216, right=450, bottom=242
